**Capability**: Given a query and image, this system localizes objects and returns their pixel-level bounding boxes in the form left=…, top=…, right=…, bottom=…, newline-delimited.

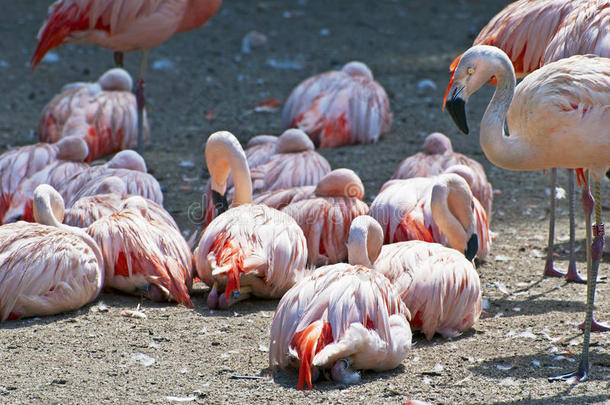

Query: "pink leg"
left=136, top=78, right=145, bottom=154
left=544, top=169, right=565, bottom=278
left=565, top=170, right=585, bottom=283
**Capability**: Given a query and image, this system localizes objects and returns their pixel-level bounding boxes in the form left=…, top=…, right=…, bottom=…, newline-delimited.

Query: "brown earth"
left=0, top=1, right=609, bottom=404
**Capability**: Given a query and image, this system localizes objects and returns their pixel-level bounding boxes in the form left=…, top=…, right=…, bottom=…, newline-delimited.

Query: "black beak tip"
left=445, top=97, right=469, bottom=135
left=211, top=190, right=229, bottom=215
left=465, top=233, right=478, bottom=261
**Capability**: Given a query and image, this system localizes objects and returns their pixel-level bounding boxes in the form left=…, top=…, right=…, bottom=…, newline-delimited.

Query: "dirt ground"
left=1, top=0, right=609, bottom=404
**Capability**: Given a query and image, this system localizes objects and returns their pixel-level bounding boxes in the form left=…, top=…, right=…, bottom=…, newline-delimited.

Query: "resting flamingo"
left=444, top=45, right=609, bottom=381
left=38, top=68, right=148, bottom=162
left=194, top=131, right=308, bottom=309
left=451, top=0, right=610, bottom=282
left=269, top=217, right=411, bottom=390
left=255, top=168, right=369, bottom=266
left=369, top=173, right=488, bottom=261
left=0, top=185, right=103, bottom=322
left=392, top=132, right=493, bottom=217
left=86, top=195, right=193, bottom=305
left=201, top=128, right=330, bottom=226
left=31, top=0, right=223, bottom=152
left=0, top=136, right=88, bottom=222
left=281, top=61, right=392, bottom=147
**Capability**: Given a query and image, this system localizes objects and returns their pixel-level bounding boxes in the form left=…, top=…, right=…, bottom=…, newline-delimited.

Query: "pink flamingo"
left=392, top=132, right=493, bottom=217
left=444, top=45, right=609, bottom=381
left=369, top=173, right=489, bottom=261
left=201, top=129, right=330, bottom=226
left=450, top=0, right=610, bottom=282
left=255, top=168, right=369, bottom=265
left=0, top=136, right=88, bottom=222
left=0, top=185, right=103, bottom=322
left=86, top=195, right=193, bottom=305
left=269, top=215, right=411, bottom=390
left=281, top=61, right=392, bottom=147
left=31, top=0, right=223, bottom=152
left=38, top=68, right=148, bottom=162
left=194, top=131, right=308, bottom=309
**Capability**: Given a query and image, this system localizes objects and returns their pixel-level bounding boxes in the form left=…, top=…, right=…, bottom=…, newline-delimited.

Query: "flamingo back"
left=0, top=223, right=103, bottom=321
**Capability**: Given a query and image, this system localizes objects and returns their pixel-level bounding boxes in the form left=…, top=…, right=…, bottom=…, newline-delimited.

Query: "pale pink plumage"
left=392, top=132, right=493, bottom=217
left=369, top=174, right=490, bottom=260
left=0, top=136, right=88, bottom=222
left=375, top=240, right=482, bottom=340
left=86, top=196, right=193, bottom=305
left=257, top=169, right=369, bottom=265
left=38, top=68, right=149, bottom=162
left=0, top=185, right=103, bottom=322
left=31, top=0, right=223, bottom=68
left=281, top=61, right=392, bottom=147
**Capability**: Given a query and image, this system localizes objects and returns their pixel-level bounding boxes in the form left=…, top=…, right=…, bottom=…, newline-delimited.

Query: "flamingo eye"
left=467, top=67, right=475, bottom=75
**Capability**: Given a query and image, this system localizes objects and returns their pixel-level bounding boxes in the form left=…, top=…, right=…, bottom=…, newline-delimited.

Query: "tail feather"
left=290, top=321, right=333, bottom=390
left=209, top=233, right=245, bottom=299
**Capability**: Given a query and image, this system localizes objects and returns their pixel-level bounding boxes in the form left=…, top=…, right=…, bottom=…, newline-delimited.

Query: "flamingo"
left=0, top=136, right=88, bottom=222
left=31, top=0, right=223, bottom=152
left=369, top=173, right=489, bottom=261
left=255, top=168, right=369, bottom=265
left=392, top=132, right=493, bottom=217
left=38, top=68, right=149, bottom=162
left=86, top=195, right=193, bottom=305
left=201, top=128, right=331, bottom=226
left=194, top=131, right=308, bottom=309
left=281, top=61, right=392, bottom=147
left=269, top=215, right=411, bottom=390
left=444, top=45, right=609, bottom=381
left=0, top=185, right=103, bottom=322
left=451, top=0, right=610, bottom=282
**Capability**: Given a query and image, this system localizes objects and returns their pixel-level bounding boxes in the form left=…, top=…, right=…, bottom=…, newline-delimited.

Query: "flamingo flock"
left=0, top=0, right=608, bottom=397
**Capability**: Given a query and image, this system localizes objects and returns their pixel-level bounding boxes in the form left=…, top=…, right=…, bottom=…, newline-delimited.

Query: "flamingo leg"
left=114, top=51, right=124, bottom=68
left=566, top=169, right=585, bottom=283
left=218, top=285, right=253, bottom=309
left=135, top=49, right=150, bottom=154
left=551, top=180, right=607, bottom=383
left=544, top=169, right=564, bottom=278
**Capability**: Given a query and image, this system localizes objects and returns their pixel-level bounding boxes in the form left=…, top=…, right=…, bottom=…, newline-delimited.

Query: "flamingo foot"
left=148, top=284, right=165, bottom=302
left=577, top=318, right=610, bottom=332
left=548, top=357, right=588, bottom=383
left=217, top=286, right=252, bottom=309
left=207, top=283, right=219, bottom=309
left=565, top=260, right=586, bottom=283
left=543, top=258, right=565, bottom=278
left=330, top=358, right=360, bottom=385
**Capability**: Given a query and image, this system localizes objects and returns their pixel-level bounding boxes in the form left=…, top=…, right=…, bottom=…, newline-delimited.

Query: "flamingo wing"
left=253, top=185, right=316, bottom=210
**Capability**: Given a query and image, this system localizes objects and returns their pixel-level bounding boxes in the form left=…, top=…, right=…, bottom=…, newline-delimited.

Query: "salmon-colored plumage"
left=0, top=185, right=103, bottom=321
left=38, top=68, right=149, bottom=162
left=392, top=132, right=493, bottom=217
left=269, top=216, right=412, bottom=390
left=86, top=196, right=193, bottom=305
left=257, top=169, right=369, bottom=265
left=31, top=0, right=223, bottom=69
left=282, top=61, right=392, bottom=147
left=369, top=174, right=491, bottom=260
left=0, top=136, right=88, bottom=222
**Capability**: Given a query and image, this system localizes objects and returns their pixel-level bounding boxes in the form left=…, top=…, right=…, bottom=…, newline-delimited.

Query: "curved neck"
left=206, top=132, right=252, bottom=205
left=347, top=217, right=383, bottom=267
left=430, top=177, right=474, bottom=253
left=479, top=57, right=535, bottom=168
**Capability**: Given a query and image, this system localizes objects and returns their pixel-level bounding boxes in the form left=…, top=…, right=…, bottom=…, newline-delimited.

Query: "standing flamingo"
left=86, top=195, right=193, bottom=305
left=31, top=0, right=223, bottom=152
left=255, top=169, right=369, bottom=266
left=392, top=132, right=493, bottom=217
left=369, top=173, right=488, bottom=261
left=269, top=217, right=411, bottom=390
left=452, top=0, right=610, bottom=282
left=281, top=61, right=392, bottom=147
left=194, top=131, right=308, bottom=309
left=201, top=128, right=330, bottom=226
left=0, top=136, right=88, bottom=222
left=0, top=185, right=103, bottom=322
left=444, top=45, right=609, bottom=381
left=38, top=68, right=149, bottom=162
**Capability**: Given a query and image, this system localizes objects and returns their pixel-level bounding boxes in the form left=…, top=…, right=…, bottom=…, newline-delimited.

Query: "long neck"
left=430, top=180, right=473, bottom=254
left=230, top=153, right=253, bottom=206
left=479, top=56, right=535, bottom=168
left=206, top=132, right=252, bottom=205
left=347, top=217, right=383, bottom=267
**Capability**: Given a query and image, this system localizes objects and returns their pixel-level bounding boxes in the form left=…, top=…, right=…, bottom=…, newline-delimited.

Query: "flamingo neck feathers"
left=205, top=131, right=252, bottom=205
left=347, top=216, right=383, bottom=268
left=430, top=175, right=474, bottom=254
left=479, top=49, right=536, bottom=169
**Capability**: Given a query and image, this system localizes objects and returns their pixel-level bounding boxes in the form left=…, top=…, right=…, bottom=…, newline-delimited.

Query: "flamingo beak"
left=211, top=190, right=229, bottom=215
left=445, top=87, right=469, bottom=135
left=465, top=233, right=478, bottom=261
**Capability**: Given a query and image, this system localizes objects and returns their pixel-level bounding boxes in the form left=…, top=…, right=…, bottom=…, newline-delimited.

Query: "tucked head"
left=315, top=168, right=364, bottom=200
left=33, top=184, right=65, bottom=226
left=98, top=68, right=133, bottom=91
left=342, top=61, right=373, bottom=80
left=107, top=150, right=147, bottom=172
left=423, top=132, right=452, bottom=155
left=276, top=129, right=314, bottom=153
